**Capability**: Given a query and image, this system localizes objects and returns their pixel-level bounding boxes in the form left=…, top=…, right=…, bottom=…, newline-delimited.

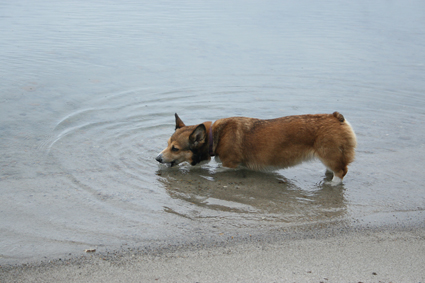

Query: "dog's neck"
left=208, top=122, right=215, bottom=156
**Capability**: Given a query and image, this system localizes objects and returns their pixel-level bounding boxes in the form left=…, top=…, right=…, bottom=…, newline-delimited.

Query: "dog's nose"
left=155, top=154, right=163, bottom=163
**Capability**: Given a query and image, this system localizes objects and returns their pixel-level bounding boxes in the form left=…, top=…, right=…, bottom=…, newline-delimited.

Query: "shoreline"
left=2, top=222, right=424, bottom=282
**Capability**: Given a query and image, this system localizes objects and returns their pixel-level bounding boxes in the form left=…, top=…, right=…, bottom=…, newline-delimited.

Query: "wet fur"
left=156, top=112, right=357, bottom=183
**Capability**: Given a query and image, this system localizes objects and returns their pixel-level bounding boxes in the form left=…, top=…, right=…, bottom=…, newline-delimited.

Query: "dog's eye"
left=171, top=146, right=179, bottom=152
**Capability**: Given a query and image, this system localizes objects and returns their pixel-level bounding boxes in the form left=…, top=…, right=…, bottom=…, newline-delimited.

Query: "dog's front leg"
left=220, top=157, right=240, bottom=169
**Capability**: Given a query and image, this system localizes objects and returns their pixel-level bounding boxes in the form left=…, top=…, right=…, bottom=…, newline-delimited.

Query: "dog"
left=156, top=112, right=357, bottom=184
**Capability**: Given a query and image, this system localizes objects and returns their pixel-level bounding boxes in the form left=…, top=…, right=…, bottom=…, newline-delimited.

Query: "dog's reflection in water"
left=156, top=166, right=347, bottom=224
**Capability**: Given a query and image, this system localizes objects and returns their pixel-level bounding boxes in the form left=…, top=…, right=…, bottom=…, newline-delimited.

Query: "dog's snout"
left=155, top=154, right=163, bottom=163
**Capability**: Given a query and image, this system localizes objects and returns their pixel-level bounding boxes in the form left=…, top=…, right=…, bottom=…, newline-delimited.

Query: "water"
left=1, top=0, right=425, bottom=263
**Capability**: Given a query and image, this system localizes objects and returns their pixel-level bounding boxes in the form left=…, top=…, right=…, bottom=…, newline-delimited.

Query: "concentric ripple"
left=2, top=0, right=425, bottom=264
left=46, top=86, right=352, bottom=232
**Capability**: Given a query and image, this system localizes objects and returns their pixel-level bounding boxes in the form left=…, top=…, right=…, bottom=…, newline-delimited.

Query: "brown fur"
left=156, top=112, right=357, bottom=183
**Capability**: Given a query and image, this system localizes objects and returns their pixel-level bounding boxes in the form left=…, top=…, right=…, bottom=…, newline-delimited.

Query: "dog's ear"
left=189, top=124, right=206, bottom=148
left=175, top=113, right=185, bottom=130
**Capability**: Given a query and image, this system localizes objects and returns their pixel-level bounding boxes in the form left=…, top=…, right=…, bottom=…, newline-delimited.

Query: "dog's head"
left=156, top=114, right=210, bottom=167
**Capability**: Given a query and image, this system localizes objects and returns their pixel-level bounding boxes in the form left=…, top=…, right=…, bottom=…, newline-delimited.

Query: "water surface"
left=1, top=0, right=425, bottom=263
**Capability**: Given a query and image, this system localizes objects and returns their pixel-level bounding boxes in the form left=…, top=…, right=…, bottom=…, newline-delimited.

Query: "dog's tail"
left=333, top=111, right=345, bottom=122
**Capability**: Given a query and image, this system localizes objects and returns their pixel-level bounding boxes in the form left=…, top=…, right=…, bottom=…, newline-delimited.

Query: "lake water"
left=1, top=0, right=425, bottom=264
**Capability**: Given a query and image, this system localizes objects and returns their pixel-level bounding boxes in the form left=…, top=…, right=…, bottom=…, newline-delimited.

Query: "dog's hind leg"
left=325, top=168, right=333, bottom=176
left=325, top=164, right=346, bottom=185
left=331, top=171, right=344, bottom=184
left=317, top=149, right=348, bottom=185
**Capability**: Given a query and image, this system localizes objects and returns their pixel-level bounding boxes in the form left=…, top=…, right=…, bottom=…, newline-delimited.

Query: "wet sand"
left=2, top=224, right=424, bottom=282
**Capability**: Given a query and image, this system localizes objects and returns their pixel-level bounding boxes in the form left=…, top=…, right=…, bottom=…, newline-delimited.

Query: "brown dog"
left=156, top=112, right=357, bottom=184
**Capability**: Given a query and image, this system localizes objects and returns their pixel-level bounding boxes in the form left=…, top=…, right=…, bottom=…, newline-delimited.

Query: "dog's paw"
left=325, top=176, right=343, bottom=186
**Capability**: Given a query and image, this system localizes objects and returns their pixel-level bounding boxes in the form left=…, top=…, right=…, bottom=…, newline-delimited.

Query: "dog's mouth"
left=161, top=161, right=176, bottom=167
left=156, top=154, right=177, bottom=167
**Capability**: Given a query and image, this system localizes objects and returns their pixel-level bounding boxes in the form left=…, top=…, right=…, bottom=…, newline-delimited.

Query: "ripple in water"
left=47, top=87, right=351, bottom=234
left=2, top=0, right=425, bottom=265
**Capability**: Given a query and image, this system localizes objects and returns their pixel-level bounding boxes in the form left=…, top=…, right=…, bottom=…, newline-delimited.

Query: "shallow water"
left=1, top=0, right=425, bottom=263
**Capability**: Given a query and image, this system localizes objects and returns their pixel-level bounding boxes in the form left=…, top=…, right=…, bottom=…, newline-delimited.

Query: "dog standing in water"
left=156, top=112, right=357, bottom=184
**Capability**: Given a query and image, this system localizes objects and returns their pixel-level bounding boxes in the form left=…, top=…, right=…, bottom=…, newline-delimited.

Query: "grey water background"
left=1, top=0, right=425, bottom=263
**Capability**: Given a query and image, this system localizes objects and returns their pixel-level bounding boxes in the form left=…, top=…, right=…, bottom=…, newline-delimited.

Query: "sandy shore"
left=1, top=224, right=424, bottom=283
